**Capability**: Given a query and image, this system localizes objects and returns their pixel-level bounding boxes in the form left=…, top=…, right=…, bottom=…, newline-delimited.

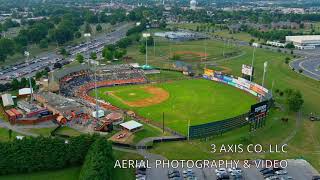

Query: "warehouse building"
left=285, top=35, right=320, bottom=49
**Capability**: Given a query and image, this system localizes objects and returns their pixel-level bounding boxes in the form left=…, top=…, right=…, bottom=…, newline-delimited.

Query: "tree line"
left=0, top=135, right=116, bottom=180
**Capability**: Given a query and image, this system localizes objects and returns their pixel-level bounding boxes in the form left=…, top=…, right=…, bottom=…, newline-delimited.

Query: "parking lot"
left=136, top=159, right=319, bottom=180
left=0, top=23, right=132, bottom=83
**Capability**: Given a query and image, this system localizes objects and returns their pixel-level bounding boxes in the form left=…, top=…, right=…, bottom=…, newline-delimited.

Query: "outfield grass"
left=93, top=79, right=257, bottom=135
left=146, top=70, right=190, bottom=82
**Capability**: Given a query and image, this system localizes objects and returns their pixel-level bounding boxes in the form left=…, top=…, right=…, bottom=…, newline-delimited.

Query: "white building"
left=266, top=41, right=286, bottom=48
left=1, top=94, right=14, bottom=107
left=286, top=35, right=320, bottom=48
left=190, top=0, right=196, bottom=10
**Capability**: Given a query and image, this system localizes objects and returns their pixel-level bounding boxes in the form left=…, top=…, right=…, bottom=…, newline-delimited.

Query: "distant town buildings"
left=190, top=0, right=196, bottom=10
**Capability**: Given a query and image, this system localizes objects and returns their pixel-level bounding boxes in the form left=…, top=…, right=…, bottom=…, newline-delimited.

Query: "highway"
left=0, top=22, right=133, bottom=84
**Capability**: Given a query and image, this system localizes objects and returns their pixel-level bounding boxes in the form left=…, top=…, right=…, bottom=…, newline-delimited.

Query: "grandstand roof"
left=53, top=64, right=90, bottom=80
left=18, top=88, right=33, bottom=96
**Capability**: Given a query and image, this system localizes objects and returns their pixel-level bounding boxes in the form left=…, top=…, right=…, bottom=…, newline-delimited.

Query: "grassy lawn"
left=93, top=79, right=257, bottom=135
left=214, top=30, right=260, bottom=42
left=0, top=128, right=22, bottom=141
left=124, top=37, right=241, bottom=72
left=132, top=122, right=166, bottom=144
left=55, top=126, right=82, bottom=137
left=24, top=127, right=56, bottom=137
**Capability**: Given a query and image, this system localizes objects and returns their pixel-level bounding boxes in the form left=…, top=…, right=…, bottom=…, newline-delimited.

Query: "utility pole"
left=187, top=119, right=190, bottom=141
left=222, top=40, right=225, bottom=57
left=162, top=112, right=165, bottom=133
left=153, top=36, right=156, bottom=57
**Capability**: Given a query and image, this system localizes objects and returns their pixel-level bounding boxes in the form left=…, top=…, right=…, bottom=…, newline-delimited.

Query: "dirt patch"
left=110, top=86, right=169, bottom=107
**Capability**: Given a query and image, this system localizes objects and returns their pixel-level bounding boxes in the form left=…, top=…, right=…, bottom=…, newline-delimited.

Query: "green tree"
left=76, top=53, right=84, bottom=63
left=0, top=38, right=15, bottom=61
left=114, top=49, right=126, bottom=59
left=285, top=57, right=291, bottom=64
left=102, top=49, right=113, bottom=61
left=8, top=129, right=12, bottom=140
left=39, top=39, right=49, bottom=49
left=96, top=24, right=102, bottom=32
left=84, top=23, right=92, bottom=34
left=35, top=71, right=42, bottom=80
left=79, top=137, right=114, bottom=180
left=90, top=52, right=97, bottom=60
left=11, top=78, right=19, bottom=90
left=75, top=31, right=81, bottom=38
left=20, top=77, right=27, bottom=88
left=139, top=44, right=146, bottom=54
left=286, top=89, right=304, bottom=112
left=59, top=48, right=67, bottom=56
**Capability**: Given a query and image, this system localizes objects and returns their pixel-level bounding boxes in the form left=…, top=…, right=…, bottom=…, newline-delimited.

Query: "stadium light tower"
left=262, top=61, right=268, bottom=87
left=250, top=47, right=256, bottom=82
left=84, top=33, right=91, bottom=65
left=142, top=33, right=151, bottom=65
left=24, top=51, right=33, bottom=103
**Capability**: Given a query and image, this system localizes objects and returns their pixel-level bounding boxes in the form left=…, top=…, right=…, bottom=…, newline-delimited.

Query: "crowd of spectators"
left=59, top=64, right=148, bottom=110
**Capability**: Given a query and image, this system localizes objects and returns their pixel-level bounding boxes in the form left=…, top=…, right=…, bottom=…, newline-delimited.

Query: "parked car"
left=275, top=170, right=288, bottom=175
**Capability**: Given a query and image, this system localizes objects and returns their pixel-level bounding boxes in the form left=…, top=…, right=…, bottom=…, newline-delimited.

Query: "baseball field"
left=93, top=79, right=257, bottom=135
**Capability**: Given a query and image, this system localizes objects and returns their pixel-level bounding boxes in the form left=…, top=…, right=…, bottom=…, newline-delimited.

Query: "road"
left=0, top=22, right=133, bottom=83
left=290, top=55, right=320, bottom=81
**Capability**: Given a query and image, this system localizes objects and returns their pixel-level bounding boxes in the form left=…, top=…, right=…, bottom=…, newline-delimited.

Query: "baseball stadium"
left=49, top=59, right=271, bottom=137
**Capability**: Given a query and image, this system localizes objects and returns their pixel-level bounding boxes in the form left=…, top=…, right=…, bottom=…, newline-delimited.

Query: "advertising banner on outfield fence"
left=204, top=69, right=214, bottom=77
left=237, top=77, right=251, bottom=89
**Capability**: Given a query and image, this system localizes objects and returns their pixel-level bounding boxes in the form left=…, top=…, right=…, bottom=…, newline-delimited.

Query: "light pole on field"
left=84, top=33, right=91, bottom=65
left=250, top=47, right=256, bottom=82
left=24, top=51, right=33, bottom=103
left=142, top=33, right=151, bottom=66
left=262, top=61, right=268, bottom=87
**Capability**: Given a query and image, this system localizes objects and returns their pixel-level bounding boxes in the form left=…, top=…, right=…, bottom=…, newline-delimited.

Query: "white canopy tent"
left=120, top=120, right=143, bottom=132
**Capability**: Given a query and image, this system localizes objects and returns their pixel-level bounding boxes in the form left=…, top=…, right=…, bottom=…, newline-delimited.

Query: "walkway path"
left=0, top=119, right=38, bottom=137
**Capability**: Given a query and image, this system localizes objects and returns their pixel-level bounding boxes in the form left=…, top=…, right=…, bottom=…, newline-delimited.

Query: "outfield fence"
left=188, top=112, right=249, bottom=139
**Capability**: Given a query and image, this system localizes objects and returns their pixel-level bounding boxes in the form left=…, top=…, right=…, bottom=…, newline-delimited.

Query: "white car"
left=275, top=170, right=288, bottom=175
left=215, top=168, right=227, bottom=174
left=228, top=167, right=242, bottom=173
